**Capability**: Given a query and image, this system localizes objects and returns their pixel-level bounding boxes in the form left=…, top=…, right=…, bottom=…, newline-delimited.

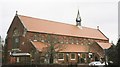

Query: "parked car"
left=89, top=61, right=108, bottom=67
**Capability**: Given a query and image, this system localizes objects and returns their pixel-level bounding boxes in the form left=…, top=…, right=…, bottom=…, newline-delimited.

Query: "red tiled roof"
left=59, top=44, right=88, bottom=52
left=18, top=15, right=108, bottom=40
left=31, top=41, right=47, bottom=51
left=97, top=42, right=112, bottom=49
left=31, top=41, right=111, bottom=53
left=31, top=41, right=89, bottom=52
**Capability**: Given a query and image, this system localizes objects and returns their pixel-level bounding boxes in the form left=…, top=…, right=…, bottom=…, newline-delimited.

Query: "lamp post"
left=104, top=49, right=107, bottom=67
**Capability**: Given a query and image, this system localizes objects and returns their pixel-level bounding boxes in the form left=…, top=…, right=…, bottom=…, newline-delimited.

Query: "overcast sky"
left=0, top=0, right=119, bottom=44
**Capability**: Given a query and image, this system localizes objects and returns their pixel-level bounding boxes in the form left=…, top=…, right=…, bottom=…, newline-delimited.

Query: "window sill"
left=71, top=59, right=76, bottom=60
left=58, top=59, right=64, bottom=60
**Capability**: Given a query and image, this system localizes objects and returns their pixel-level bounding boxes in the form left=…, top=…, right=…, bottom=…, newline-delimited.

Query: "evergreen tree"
left=107, top=44, right=118, bottom=64
left=116, top=38, right=120, bottom=65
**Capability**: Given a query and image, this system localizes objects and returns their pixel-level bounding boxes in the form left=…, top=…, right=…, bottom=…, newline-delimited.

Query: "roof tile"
left=97, top=42, right=112, bottom=49
left=31, top=41, right=89, bottom=52
left=18, top=15, right=108, bottom=40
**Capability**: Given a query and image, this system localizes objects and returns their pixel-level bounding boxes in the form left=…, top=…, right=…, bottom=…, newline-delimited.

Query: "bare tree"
left=40, top=34, right=66, bottom=64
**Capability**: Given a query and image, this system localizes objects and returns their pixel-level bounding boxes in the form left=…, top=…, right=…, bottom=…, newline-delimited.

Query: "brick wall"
left=5, top=15, right=109, bottom=64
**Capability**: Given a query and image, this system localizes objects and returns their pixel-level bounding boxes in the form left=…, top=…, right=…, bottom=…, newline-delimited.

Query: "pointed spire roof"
left=76, top=9, right=82, bottom=26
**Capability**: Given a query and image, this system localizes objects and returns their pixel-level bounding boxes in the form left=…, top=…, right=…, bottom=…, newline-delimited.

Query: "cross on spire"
left=76, top=9, right=82, bottom=26
left=15, top=11, right=18, bottom=16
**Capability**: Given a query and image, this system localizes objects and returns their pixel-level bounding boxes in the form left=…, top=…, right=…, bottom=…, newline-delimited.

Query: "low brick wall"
left=2, top=64, right=119, bottom=67
left=2, top=64, right=89, bottom=67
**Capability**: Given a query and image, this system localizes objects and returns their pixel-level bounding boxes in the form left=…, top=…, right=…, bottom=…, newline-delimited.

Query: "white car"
left=89, top=61, right=108, bottom=66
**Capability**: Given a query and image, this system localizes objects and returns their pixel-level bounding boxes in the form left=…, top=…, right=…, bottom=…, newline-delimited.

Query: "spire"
left=76, top=9, right=82, bottom=26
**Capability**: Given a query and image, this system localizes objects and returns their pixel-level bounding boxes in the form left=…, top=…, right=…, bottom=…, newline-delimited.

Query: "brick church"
left=4, top=11, right=111, bottom=64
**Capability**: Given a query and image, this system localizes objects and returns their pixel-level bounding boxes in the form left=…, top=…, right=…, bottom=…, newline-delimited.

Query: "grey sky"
left=0, top=0, right=119, bottom=44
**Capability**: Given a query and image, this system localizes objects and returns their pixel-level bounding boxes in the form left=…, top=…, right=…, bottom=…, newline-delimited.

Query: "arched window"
left=12, top=29, right=20, bottom=49
left=13, top=29, right=19, bottom=36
